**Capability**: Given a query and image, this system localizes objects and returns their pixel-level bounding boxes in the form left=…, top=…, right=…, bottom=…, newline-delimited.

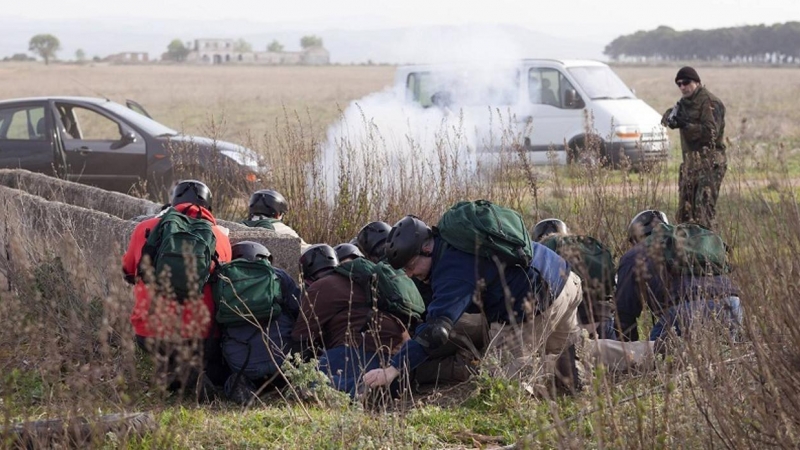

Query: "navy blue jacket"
left=390, top=238, right=570, bottom=371
left=222, top=267, right=301, bottom=374
left=615, top=242, right=739, bottom=341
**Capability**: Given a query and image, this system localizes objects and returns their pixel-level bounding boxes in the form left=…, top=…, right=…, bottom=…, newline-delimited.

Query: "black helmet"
left=356, top=221, right=392, bottom=259
left=628, top=210, right=669, bottom=244
left=249, top=189, right=288, bottom=218
left=531, top=218, right=569, bottom=242
left=231, top=241, right=272, bottom=263
left=385, top=215, right=432, bottom=270
left=170, top=180, right=212, bottom=210
left=300, top=244, right=338, bottom=280
left=334, top=243, right=364, bottom=262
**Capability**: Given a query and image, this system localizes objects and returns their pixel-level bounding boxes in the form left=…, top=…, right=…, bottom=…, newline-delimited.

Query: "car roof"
left=395, top=59, right=608, bottom=72
left=0, top=96, right=114, bottom=107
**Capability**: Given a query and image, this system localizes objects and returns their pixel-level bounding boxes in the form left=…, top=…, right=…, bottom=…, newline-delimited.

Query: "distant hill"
left=0, top=17, right=604, bottom=64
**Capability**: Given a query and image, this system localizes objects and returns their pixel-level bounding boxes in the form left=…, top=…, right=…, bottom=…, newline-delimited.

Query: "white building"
left=185, top=38, right=330, bottom=65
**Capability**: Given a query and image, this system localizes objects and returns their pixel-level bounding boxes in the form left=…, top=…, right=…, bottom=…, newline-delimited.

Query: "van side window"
left=0, top=105, right=46, bottom=141
left=529, top=68, right=561, bottom=108
left=407, top=72, right=435, bottom=108
left=559, top=74, right=582, bottom=109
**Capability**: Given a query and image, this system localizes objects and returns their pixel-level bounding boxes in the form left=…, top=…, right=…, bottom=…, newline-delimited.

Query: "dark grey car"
left=0, top=96, right=263, bottom=195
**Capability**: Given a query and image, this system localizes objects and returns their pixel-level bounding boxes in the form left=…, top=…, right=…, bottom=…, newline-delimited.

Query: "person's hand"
left=674, top=115, right=688, bottom=129
left=363, top=366, right=400, bottom=388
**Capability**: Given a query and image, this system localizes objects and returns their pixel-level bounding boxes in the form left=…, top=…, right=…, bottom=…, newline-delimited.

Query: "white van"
left=395, top=59, right=669, bottom=167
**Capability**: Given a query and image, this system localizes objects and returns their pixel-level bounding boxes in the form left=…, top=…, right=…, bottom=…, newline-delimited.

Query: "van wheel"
left=568, top=136, right=605, bottom=167
left=567, top=139, right=583, bottom=165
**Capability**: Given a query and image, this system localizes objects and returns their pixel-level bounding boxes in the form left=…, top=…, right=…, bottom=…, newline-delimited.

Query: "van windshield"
left=407, top=68, right=519, bottom=108
left=567, top=66, right=635, bottom=100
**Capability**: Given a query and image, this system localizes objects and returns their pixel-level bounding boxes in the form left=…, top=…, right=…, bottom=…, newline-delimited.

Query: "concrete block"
left=0, top=170, right=301, bottom=278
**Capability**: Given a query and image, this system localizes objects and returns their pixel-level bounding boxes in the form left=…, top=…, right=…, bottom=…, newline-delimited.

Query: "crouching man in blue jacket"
left=363, top=215, right=585, bottom=393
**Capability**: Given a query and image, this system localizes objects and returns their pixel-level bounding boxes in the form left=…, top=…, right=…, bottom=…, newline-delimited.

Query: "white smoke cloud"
left=317, top=25, right=542, bottom=200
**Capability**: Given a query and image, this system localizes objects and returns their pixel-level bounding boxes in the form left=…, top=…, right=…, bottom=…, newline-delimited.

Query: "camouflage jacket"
left=663, top=86, right=726, bottom=158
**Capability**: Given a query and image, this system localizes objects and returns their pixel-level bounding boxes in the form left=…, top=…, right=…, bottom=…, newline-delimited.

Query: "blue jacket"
left=615, top=242, right=739, bottom=341
left=390, top=237, right=570, bottom=371
left=221, top=267, right=302, bottom=376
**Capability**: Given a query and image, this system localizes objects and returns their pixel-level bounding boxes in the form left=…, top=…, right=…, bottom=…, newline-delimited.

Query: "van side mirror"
left=565, top=89, right=584, bottom=109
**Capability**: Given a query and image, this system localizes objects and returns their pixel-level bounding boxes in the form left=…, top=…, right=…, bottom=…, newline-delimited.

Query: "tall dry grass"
left=0, top=63, right=798, bottom=448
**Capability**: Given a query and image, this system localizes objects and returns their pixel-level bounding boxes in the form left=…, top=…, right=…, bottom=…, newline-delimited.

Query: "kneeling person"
left=244, top=189, right=310, bottom=251
left=532, top=218, right=617, bottom=339
left=123, top=180, right=232, bottom=397
left=365, top=203, right=585, bottom=393
left=292, top=244, right=415, bottom=397
left=216, top=241, right=301, bottom=404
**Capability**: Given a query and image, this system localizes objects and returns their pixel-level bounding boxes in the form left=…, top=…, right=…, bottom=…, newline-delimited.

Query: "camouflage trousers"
left=677, top=152, right=727, bottom=230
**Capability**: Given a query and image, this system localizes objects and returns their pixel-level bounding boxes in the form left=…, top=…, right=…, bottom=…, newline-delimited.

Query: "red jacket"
left=122, top=203, right=232, bottom=339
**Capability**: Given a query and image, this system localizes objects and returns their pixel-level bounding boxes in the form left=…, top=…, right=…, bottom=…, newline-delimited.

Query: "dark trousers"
left=135, top=335, right=229, bottom=394
left=413, top=313, right=488, bottom=386
left=677, top=153, right=727, bottom=230
left=318, top=345, right=395, bottom=398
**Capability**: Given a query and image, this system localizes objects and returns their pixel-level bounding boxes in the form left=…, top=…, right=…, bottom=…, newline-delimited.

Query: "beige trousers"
left=488, top=271, right=583, bottom=362
left=586, top=339, right=656, bottom=372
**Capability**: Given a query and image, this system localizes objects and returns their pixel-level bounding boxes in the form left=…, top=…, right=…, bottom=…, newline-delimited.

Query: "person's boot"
left=196, top=372, right=220, bottom=404
left=224, top=374, right=257, bottom=406
left=553, top=344, right=583, bottom=395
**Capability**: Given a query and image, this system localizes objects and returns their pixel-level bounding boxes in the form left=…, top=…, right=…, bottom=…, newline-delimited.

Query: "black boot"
left=554, top=344, right=582, bottom=395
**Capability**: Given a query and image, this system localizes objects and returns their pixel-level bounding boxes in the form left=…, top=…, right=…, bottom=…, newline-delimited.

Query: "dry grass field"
left=2, top=62, right=799, bottom=148
left=2, top=61, right=800, bottom=449
left=0, top=63, right=394, bottom=142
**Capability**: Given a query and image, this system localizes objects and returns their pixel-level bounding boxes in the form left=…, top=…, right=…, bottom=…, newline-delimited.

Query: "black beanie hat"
left=675, top=66, right=701, bottom=83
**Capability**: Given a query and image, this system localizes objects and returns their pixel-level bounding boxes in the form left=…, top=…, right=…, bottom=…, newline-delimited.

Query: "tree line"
left=604, top=22, right=800, bottom=64
left=4, top=33, right=325, bottom=64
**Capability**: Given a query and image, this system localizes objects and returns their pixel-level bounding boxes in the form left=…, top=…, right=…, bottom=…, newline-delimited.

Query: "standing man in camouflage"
left=662, top=67, right=727, bottom=230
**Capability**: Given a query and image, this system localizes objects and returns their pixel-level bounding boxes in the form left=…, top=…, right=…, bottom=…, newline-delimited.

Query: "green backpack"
left=644, top=223, right=730, bottom=277
left=541, top=235, right=615, bottom=299
left=241, top=218, right=277, bottom=231
left=435, top=200, right=533, bottom=266
left=140, top=207, right=218, bottom=302
left=213, top=259, right=283, bottom=326
left=334, top=258, right=425, bottom=324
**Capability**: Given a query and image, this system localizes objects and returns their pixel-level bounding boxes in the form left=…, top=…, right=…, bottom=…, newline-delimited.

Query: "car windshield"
left=567, top=66, right=635, bottom=100
left=99, top=101, right=178, bottom=136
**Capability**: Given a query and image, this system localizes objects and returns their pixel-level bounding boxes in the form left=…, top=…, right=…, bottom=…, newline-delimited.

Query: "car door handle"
left=77, top=146, right=92, bottom=155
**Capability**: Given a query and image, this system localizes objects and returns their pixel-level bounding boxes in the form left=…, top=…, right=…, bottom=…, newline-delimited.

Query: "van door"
left=523, top=68, right=585, bottom=164
left=0, top=102, right=57, bottom=175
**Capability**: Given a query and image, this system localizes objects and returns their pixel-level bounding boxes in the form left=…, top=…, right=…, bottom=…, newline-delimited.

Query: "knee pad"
left=413, top=316, right=453, bottom=352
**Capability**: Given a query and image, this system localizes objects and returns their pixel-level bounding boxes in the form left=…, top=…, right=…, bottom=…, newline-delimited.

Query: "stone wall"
left=0, top=170, right=301, bottom=278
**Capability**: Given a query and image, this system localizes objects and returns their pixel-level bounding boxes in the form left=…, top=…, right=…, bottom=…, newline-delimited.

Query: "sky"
left=6, top=0, right=799, bottom=39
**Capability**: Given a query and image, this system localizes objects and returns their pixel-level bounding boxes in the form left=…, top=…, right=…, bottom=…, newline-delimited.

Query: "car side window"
left=0, top=106, right=46, bottom=140
left=59, top=105, right=121, bottom=141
